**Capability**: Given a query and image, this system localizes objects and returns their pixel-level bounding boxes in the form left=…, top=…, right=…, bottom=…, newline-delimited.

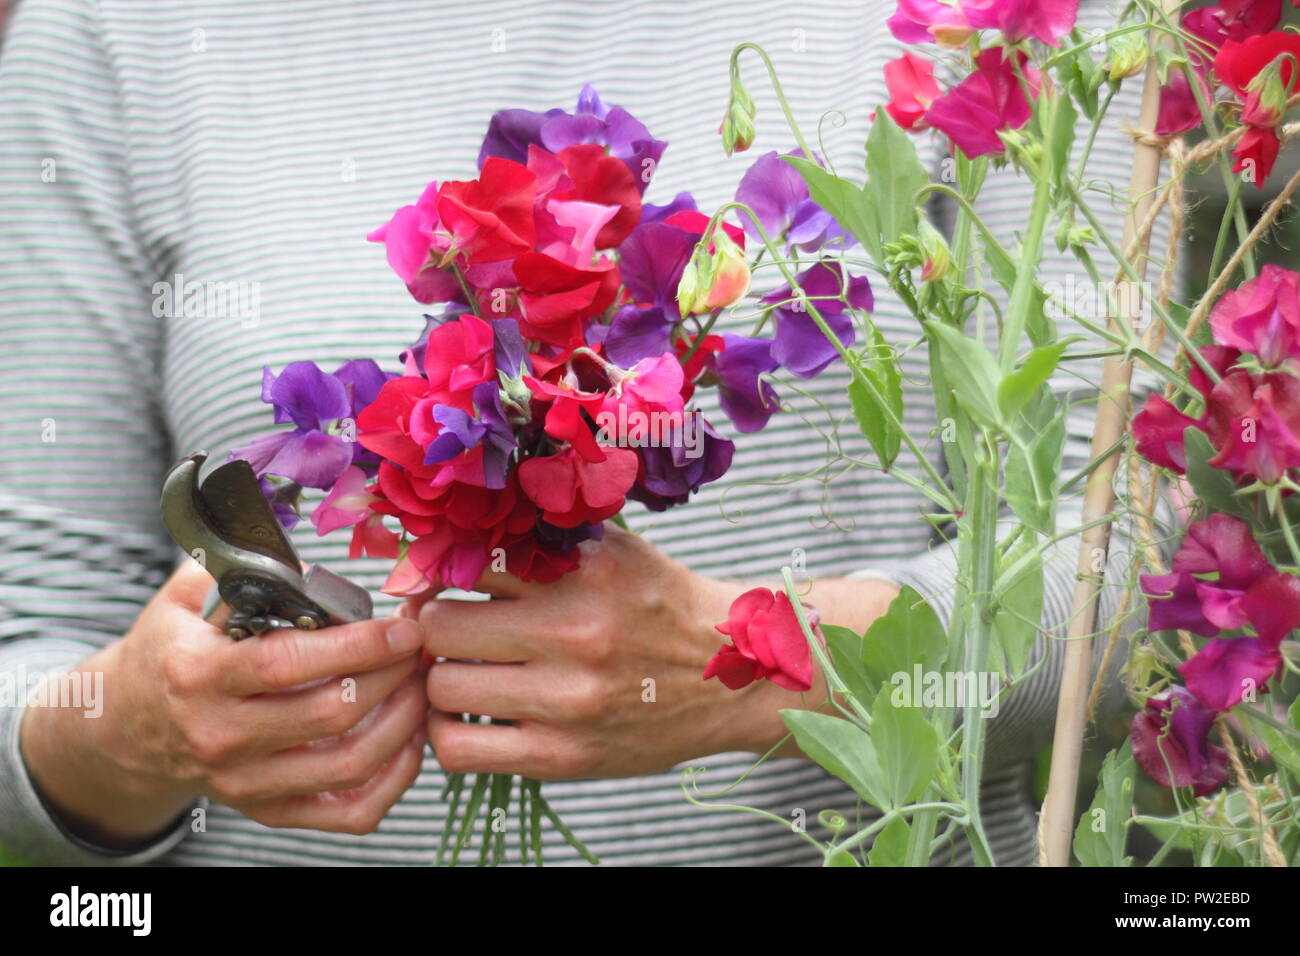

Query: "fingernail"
left=387, top=618, right=423, bottom=653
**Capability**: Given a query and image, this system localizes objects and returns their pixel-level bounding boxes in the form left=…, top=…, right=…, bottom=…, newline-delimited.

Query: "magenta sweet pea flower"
left=1131, top=686, right=1229, bottom=796
left=1180, top=636, right=1283, bottom=712
left=1185, top=0, right=1283, bottom=50
left=964, top=0, right=1080, bottom=47
left=1209, top=264, right=1300, bottom=368
left=1132, top=393, right=1203, bottom=472
left=923, top=48, right=1041, bottom=158
left=882, top=52, right=943, bottom=132
left=1204, top=369, right=1300, bottom=484
left=367, top=181, right=460, bottom=304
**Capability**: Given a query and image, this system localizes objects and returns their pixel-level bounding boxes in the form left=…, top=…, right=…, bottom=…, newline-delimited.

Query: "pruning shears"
left=160, top=452, right=373, bottom=640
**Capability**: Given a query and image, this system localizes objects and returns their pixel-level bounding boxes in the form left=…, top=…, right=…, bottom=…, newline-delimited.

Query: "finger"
left=162, top=557, right=222, bottom=614
left=220, top=615, right=427, bottom=695
left=418, top=596, right=551, bottom=662
left=231, top=725, right=427, bottom=835
left=426, top=660, right=550, bottom=721
left=235, top=655, right=421, bottom=751
left=213, top=675, right=428, bottom=802
left=470, top=564, right=537, bottom=599
left=426, top=710, right=586, bottom=780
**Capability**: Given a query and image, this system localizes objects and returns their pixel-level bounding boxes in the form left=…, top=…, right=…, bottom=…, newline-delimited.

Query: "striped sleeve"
left=0, top=0, right=180, bottom=862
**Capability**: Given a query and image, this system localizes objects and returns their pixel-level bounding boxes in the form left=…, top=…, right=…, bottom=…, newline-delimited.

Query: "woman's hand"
left=20, top=559, right=430, bottom=849
left=416, top=530, right=896, bottom=780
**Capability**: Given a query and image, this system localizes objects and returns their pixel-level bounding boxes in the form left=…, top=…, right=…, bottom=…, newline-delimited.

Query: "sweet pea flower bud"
left=917, top=220, right=951, bottom=282
left=720, top=77, right=757, bottom=155
left=677, top=230, right=751, bottom=315
left=1242, top=56, right=1293, bottom=128
left=702, top=230, right=751, bottom=310
left=1105, top=31, right=1148, bottom=82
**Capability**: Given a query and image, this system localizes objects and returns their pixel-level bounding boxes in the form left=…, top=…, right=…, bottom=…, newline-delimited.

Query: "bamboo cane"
left=1036, top=4, right=1180, bottom=867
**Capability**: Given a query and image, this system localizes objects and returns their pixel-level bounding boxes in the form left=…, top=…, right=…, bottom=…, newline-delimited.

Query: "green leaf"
left=848, top=327, right=904, bottom=470
left=1240, top=705, right=1300, bottom=778
left=1005, top=391, right=1065, bottom=535
left=782, top=709, right=888, bottom=810
left=825, top=847, right=861, bottom=867
left=998, top=341, right=1066, bottom=423
left=823, top=624, right=876, bottom=709
left=872, top=691, right=939, bottom=808
left=1184, top=427, right=1249, bottom=520
left=784, top=156, right=882, bottom=263
left=993, top=545, right=1043, bottom=677
left=924, top=320, right=1003, bottom=430
left=865, top=110, right=929, bottom=252
left=1043, top=92, right=1077, bottom=192
left=868, top=816, right=912, bottom=867
left=1073, top=740, right=1136, bottom=867
left=861, top=586, right=949, bottom=702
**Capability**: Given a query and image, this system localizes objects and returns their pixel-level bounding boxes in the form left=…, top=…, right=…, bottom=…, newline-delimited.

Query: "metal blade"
left=197, top=459, right=300, bottom=572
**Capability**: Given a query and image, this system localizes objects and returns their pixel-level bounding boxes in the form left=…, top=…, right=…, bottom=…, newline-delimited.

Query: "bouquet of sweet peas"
left=227, top=84, right=851, bottom=864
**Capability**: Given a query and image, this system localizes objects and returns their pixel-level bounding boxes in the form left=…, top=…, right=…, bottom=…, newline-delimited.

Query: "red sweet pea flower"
left=703, top=587, right=820, bottom=693
left=883, top=52, right=942, bottom=132
left=552, top=144, right=643, bottom=249
left=675, top=333, right=725, bottom=403
left=437, top=157, right=538, bottom=263
left=517, top=445, right=639, bottom=527
left=421, top=314, right=497, bottom=411
left=513, top=252, right=621, bottom=347
left=1132, top=393, right=1203, bottom=472
left=923, top=48, right=1042, bottom=159
left=524, top=374, right=608, bottom=462
left=1130, top=687, right=1229, bottom=796
left=1214, top=32, right=1300, bottom=185
left=1185, top=0, right=1282, bottom=49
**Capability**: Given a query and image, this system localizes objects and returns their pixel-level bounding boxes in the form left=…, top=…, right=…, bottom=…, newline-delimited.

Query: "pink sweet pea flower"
left=703, top=587, right=821, bottom=692
left=1204, top=369, right=1300, bottom=484
left=1209, top=264, right=1300, bottom=368
left=1131, top=686, right=1229, bottom=796
left=964, top=0, right=1080, bottom=47
left=888, top=0, right=976, bottom=47
left=311, top=465, right=380, bottom=534
left=923, top=48, right=1041, bottom=159
left=367, top=181, right=462, bottom=303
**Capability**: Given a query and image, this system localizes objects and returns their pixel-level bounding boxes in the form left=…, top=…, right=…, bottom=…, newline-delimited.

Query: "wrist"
left=19, top=643, right=195, bottom=849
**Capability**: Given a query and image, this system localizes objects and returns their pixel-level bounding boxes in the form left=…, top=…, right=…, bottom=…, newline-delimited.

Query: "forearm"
left=18, top=642, right=194, bottom=849
left=697, top=574, right=898, bottom=758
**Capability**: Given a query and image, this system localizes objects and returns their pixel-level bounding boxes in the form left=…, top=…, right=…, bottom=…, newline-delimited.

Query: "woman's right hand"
left=19, top=558, right=430, bottom=850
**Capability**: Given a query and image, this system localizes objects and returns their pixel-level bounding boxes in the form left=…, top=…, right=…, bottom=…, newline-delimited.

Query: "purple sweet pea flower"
left=1130, top=686, right=1229, bottom=797
left=597, top=305, right=674, bottom=367
left=477, top=107, right=564, bottom=168
left=234, top=362, right=356, bottom=489
left=763, top=261, right=872, bottom=379
left=234, top=360, right=397, bottom=489
left=422, top=381, right=517, bottom=489
left=640, top=191, right=697, bottom=225
left=736, top=150, right=852, bottom=253
left=491, top=317, right=530, bottom=380
left=536, top=517, right=604, bottom=551
left=617, top=220, right=698, bottom=317
left=540, top=84, right=668, bottom=195
left=258, top=476, right=302, bottom=531
left=716, top=334, right=781, bottom=433
left=628, top=412, right=735, bottom=511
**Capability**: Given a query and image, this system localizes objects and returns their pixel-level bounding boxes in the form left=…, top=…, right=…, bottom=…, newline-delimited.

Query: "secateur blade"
left=160, top=453, right=373, bottom=639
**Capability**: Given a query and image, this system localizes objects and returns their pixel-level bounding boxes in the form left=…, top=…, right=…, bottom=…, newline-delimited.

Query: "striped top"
left=0, top=0, right=1164, bottom=865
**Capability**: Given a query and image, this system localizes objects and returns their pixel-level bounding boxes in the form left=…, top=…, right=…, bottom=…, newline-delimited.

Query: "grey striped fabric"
left=0, top=0, right=1162, bottom=866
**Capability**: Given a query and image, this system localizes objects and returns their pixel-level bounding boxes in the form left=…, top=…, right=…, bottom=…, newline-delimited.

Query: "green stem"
left=958, top=450, right=999, bottom=868
left=729, top=42, right=816, bottom=160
